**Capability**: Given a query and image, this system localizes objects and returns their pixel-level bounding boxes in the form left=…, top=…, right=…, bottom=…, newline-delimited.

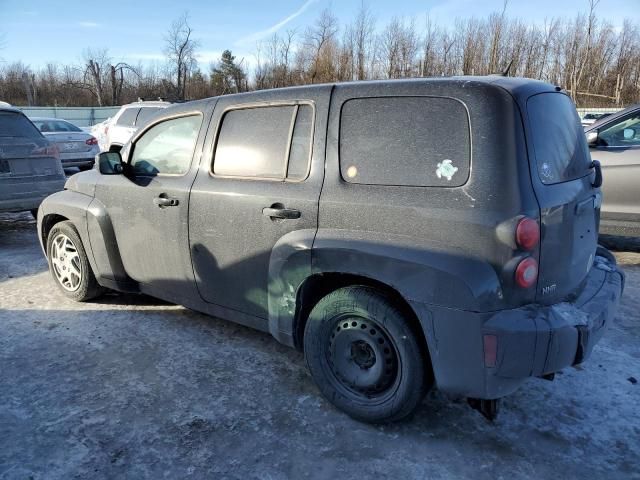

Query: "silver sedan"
left=31, top=117, right=99, bottom=170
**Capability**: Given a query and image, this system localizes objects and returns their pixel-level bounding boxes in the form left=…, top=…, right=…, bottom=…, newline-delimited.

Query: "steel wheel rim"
left=326, top=314, right=400, bottom=401
left=50, top=233, right=82, bottom=292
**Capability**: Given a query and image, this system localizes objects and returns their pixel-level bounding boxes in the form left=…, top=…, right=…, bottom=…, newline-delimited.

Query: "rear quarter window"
left=527, top=93, right=591, bottom=184
left=116, top=108, right=140, bottom=127
left=339, top=96, right=470, bottom=187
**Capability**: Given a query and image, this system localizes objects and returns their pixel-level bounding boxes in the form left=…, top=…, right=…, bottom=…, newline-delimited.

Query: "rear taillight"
left=32, top=144, right=60, bottom=160
left=516, top=217, right=540, bottom=251
left=86, top=137, right=98, bottom=145
left=515, top=257, right=538, bottom=288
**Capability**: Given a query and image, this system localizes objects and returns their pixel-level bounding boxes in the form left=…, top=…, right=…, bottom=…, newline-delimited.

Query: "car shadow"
left=0, top=212, right=48, bottom=282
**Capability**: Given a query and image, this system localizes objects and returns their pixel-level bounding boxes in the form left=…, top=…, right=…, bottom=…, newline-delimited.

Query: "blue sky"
left=1, top=0, right=638, bottom=68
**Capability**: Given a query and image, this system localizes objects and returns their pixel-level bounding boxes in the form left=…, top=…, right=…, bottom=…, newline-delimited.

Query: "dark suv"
left=37, top=77, right=623, bottom=423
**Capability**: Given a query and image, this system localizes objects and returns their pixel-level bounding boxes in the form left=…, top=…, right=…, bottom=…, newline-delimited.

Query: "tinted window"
left=214, top=106, right=295, bottom=179
left=136, top=107, right=164, bottom=126
left=0, top=112, right=43, bottom=139
left=528, top=93, right=591, bottom=184
left=597, top=112, right=640, bottom=147
left=34, top=119, right=82, bottom=132
left=116, top=108, right=140, bottom=126
left=287, top=105, right=313, bottom=180
left=339, top=97, right=470, bottom=187
left=130, top=115, right=201, bottom=175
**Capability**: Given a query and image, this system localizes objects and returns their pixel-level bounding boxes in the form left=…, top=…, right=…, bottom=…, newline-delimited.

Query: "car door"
left=93, top=104, right=212, bottom=301
left=189, top=86, right=331, bottom=321
left=590, top=109, right=640, bottom=226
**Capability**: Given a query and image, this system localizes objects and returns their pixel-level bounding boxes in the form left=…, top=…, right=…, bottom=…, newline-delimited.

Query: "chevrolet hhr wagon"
left=37, top=77, right=624, bottom=422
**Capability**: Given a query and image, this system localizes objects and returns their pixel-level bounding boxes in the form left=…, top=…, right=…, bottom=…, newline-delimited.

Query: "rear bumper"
left=0, top=176, right=66, bottom=213
left=413, top=250, right=624, bottom=399
left=61, top=158, right=95, bottom=168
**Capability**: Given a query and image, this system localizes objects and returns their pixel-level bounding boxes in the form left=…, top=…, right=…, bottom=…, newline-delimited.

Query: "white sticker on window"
left=436, top=159, right=458, bottom=181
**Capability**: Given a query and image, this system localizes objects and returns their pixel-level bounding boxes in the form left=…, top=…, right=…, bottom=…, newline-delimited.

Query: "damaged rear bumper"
left=414, top=250, right=624, bottom=399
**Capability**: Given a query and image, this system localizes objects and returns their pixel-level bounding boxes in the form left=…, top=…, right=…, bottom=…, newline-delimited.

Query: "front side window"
left=339, top=97, right=471, bottom=187
left=130, top=115, right=201, bottom=176
left=213, top=104, right=314, bottom=180
left=598, top=112, right=640, bottom=147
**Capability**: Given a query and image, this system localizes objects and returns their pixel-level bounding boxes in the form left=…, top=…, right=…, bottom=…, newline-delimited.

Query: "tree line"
left=1, top=0, right=638, bottom=108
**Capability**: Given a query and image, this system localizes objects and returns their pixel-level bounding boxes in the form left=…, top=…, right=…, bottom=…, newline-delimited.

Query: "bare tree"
left=164, top=12, right=199, bottom=100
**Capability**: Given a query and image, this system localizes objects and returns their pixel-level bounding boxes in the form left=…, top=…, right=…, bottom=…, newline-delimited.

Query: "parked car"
left=581, top=112, right=611, bottom=127
left=31, top=117, right=99, bottom=170
left=0, top=106, right=66, bottom=217
left=104, top=101, right=170, bottom=152
left=585, top=103, right=640, bottom=237
left=37, top=77, right=623, bottom=423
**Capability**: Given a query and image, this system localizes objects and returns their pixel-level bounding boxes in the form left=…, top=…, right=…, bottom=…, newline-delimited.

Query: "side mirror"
left=586, top=131, right=599, bottom=146
left=98, top=152, right=124, bottom=175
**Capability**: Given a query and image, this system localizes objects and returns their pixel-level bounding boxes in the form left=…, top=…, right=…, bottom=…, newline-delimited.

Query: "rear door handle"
left=262, top=206, right=301, bottom=219
left=154, top=195, right=179, bottom=208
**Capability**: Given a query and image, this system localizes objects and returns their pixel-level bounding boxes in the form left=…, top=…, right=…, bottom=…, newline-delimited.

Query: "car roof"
left=160, top=76, right=559, bottom=115
left=30, top=117, right=73, bottom=122
left=0, top=105, right=24, bottom=114
left=586, top=103, right=640, bottom=131
left=121, top=101, right=171, bottom=108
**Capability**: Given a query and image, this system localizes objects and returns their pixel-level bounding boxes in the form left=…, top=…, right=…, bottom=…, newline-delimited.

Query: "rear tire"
left=304, top=286, right=430, bottom=423
left=46, top=221, right=104, bottom=302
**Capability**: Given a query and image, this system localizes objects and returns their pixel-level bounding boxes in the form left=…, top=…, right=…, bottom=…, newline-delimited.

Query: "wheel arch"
left=291, top=272, right=433, bottom=378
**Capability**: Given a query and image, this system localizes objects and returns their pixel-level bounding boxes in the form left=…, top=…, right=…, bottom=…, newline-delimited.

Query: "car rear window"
left=116, top=108, right=140, bottom=127
left=0, top=111, right=43, bottom=139
left=136, top=107, right=163, bottom=126
left=339, top=97, right=471, bottom=187
left=33, top=119, right=82, bottom=132
left=527, top=93, right=591, bottom=185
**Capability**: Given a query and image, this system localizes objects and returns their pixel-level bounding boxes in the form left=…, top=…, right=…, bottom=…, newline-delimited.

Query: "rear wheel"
left=304, top=286, right=430, bottom=423
left=46, top=221, right=104, bottom=301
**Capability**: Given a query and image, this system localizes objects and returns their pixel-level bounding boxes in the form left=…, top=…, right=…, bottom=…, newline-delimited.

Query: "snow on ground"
left=0, top=212, right=638, bottom=479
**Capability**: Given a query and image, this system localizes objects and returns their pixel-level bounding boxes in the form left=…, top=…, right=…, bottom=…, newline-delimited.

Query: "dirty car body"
left=37, top=77, right=624, bottom=422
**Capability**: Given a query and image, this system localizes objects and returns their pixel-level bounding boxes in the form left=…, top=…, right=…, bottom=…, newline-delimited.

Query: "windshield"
left=527, top=93, right=592, bottom=185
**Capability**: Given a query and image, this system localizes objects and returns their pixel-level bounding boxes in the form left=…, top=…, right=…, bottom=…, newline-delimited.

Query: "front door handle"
left=590, top=160, right=603, bottom=188
left=262, top=206, right=301, bottom=219
left=154, top=195, right=179, bottom=208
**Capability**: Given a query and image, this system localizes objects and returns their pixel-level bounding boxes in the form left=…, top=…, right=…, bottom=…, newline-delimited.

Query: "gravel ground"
left=1, top=212, right=639, bottom=479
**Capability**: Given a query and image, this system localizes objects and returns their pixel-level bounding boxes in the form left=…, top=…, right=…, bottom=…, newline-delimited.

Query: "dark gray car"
left=37, top=77, right=623, bottom=423
left=585, top=104, right=640, bottom=236
left=0, top=107, right=66, bottom=216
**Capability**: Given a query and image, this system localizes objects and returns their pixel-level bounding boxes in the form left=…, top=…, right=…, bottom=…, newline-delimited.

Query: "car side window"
left=130, top=115, right=202, bottom=176
left=213, top=104, right=314, bottom=180
left=116, top=108, right=140, bottom=127
left=598, top=113, right=640, bottom=147
left=339, top=96, right=471, bottom=187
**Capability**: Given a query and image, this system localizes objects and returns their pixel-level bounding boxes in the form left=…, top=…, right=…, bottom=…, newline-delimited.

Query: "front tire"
left=304, top=286, right=430, bottom=423
left=46, top=221, right=104, bottom=302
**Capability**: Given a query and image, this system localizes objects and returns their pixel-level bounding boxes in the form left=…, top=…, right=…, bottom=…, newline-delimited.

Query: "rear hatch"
left=0, top=111, right=64, bottom=183
left=526, top=92, right=599, bottom=304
